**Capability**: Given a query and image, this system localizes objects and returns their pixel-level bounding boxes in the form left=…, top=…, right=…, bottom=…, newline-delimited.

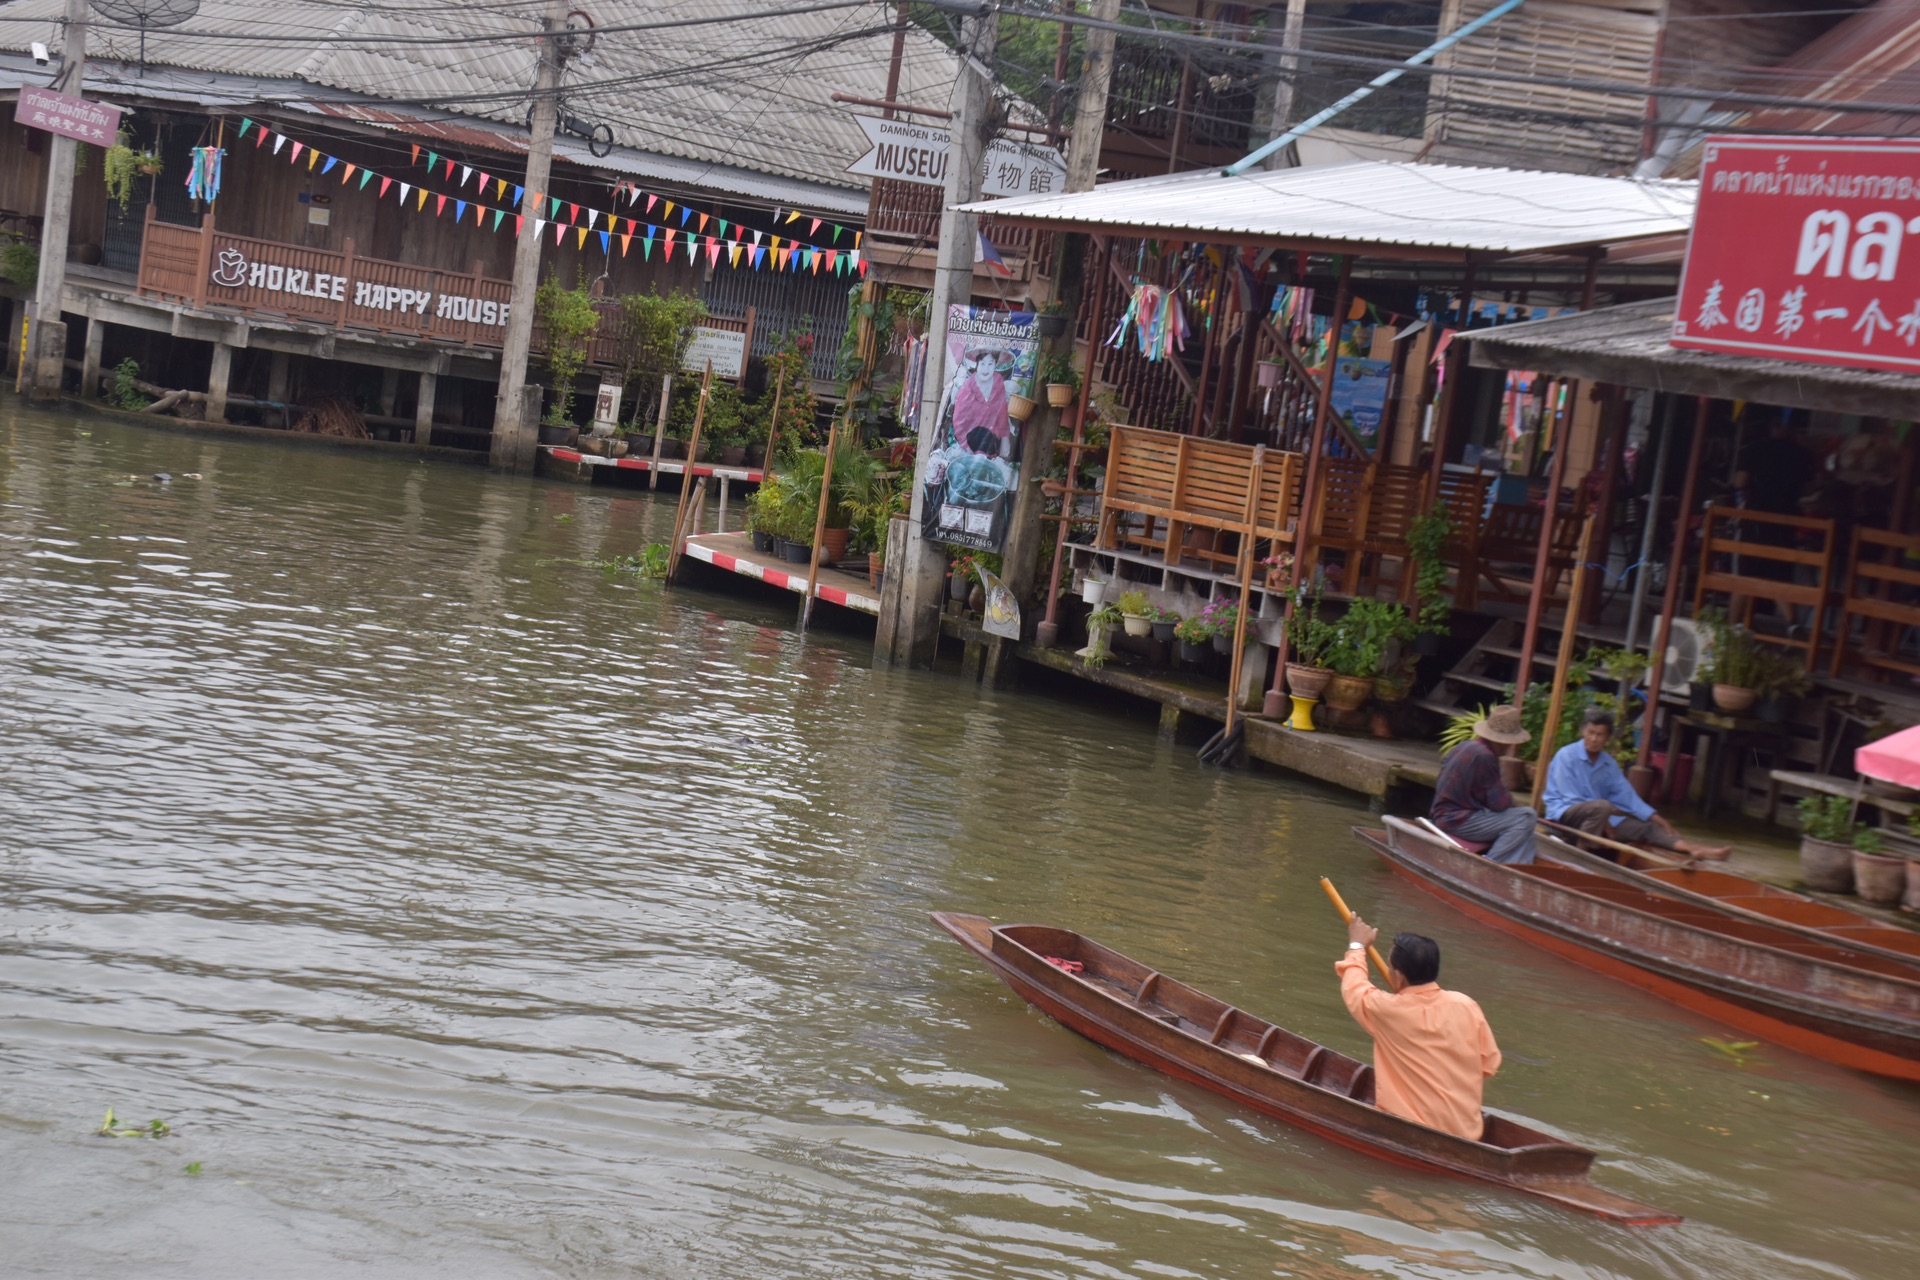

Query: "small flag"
left=238, top=117, right=253, bottom=139
left=494, top=209, right=506, bottom=231
left=416, top=188, right=428, bottom=210
left=443, top=158, right=454, bottom=181
left=697, top=213, right=709, bottom=233
left=554, top=222, right=565, bottom=245
left=410, top=144, right=420, bottom=164
left=976, top=229, right=1012, bottom=277
left=809, top=218, right=820, bottom=235
left=576, top=226, right=588, bottom=249
left=461, top=165, right=471, bottom=186
left=320, top=156, right=336, bottom=176
left=289, top=141, right=303, bottom=162
left=398, top=182, right=411, bottom=203
left=379, top=177, right=392, bottom=198
left=455, top=200, right=466, bottom=221
left=599, top=230, right=610, bottom=253
left=427, top=150, right=438, bottom=170
left=435, top=195, right=446, bottom=216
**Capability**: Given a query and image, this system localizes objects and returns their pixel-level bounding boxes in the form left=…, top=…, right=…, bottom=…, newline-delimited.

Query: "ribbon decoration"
left=186, top=146, right=224, bottom=203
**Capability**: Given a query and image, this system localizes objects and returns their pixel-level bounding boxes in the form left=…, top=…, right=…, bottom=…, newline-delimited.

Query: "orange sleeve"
left=1336, top=952, right=1380, bottom=1034
left=1475, top=1003, right=1503, bottom=1078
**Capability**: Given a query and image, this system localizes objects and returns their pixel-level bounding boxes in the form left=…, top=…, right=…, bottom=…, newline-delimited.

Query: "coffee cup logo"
left=211, top=247, right=247, bottom=288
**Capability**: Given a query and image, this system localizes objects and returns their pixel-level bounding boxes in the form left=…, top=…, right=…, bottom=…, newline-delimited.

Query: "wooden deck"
left=680, top=531, right=881, bottom=615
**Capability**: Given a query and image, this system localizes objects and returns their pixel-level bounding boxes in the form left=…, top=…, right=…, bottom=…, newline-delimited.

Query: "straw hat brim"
left=1473, top=720, right=1531, bottom=745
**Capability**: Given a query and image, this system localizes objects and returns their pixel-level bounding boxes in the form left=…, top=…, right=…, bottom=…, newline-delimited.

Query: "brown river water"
left=3, top=402, right=1918, bottom=1279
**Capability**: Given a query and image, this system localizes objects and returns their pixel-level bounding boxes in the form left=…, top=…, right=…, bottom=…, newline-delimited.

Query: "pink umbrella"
left=1856, top=724, right=1920, bottom=789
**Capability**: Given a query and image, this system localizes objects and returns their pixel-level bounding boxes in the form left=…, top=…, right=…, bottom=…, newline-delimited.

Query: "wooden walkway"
left=680, top=532, right=881, bottom=615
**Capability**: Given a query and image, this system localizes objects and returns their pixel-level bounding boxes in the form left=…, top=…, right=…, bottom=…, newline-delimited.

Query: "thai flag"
left=976, top=229, right=1012, bottom=277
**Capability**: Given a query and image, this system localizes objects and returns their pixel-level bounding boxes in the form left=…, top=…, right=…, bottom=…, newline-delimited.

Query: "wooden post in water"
left=800, top=415, right=843, bottom=632
left=1531, top=515, right=1599, bottom=812
left=649, top=372, right=672, bottom=490
left=1224, top=446, right=1267, bottom=736
left=664, top=362, right=713, bottom=584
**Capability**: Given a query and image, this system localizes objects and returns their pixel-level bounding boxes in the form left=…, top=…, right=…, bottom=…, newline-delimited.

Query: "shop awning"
left=1859, top=725, right=1920, bottom=789
left=1465, top=296, right=1920, bottom=420
left=956, top=160, right=1696, bottom=260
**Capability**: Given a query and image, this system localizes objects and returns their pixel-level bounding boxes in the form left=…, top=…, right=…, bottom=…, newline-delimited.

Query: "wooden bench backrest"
left=1695, top=505, right=1834, bottom=608
left=1103, top=424, right=1302, bottom=542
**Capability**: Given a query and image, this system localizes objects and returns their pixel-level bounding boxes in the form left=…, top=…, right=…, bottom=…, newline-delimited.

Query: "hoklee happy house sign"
left=205, top=243, right=511, bottom=330
left=1674, top=137, right=1920, bottom=375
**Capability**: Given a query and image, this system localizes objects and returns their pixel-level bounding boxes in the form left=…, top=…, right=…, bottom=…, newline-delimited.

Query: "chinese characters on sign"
left=845, top=116, right=1067, bottom=199
left=1673, top=137, right=1920, bottom=374
left=13, top=86, right=121, bottom=146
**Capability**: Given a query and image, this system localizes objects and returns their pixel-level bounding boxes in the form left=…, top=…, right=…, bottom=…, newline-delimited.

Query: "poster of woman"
left=922, top=306, right=1039, bottom=552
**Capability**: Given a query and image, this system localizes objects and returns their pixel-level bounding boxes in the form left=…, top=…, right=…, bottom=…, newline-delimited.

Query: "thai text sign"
left=846, top=116, right=1067, bottom=199
left=682, top=325, right=747, bottom=379
left=1674, top=136, right=1920, bottom=374
left=14, top=86, right=121, bottom=146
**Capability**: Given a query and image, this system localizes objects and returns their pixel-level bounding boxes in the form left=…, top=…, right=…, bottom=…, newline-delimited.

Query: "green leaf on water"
left=185, top=1162, right=202, bottom=1176
left=554, top=513, right=573, bottom=523
left=1702, top=1037, right=1762, bottom=1065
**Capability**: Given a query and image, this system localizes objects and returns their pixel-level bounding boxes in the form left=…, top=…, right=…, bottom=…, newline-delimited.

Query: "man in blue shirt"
left=1543, top=707, right=1731, bottom=859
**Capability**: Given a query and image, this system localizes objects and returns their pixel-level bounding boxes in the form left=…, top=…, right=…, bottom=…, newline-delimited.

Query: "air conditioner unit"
left=1652, top=616, right=1709, bottom=693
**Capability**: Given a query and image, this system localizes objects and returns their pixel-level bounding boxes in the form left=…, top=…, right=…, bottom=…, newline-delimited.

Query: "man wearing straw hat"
left=1429, top=705, right=1537, bottom=864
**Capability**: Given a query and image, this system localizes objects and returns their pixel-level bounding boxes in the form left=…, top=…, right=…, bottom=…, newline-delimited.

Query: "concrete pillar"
left=206, top=342, right=233, bottom=423
left=874, top=516, right=910, bottom=660
left=30, top=319, right=67, bottom=402
left=1158, top=703, right=1187, bottom=741
left=415, top=371, right=437, bottom=446
left=267, top=350, right=290, bottom=404
left=79, top=316, right=104, bottom=400
left=379, top=367, right=400, bottom=417
left=717, top=475, right=730, bottom=534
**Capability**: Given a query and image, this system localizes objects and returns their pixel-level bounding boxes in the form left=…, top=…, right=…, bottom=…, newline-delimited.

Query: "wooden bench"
left=1475, top=487, right=1587, bottom=604
left=1765, top=769, right=1918, bottom=823
left=1830, top=526, right=1920, bottom=679
left=1694, top=505, right=1835, bottom=671
left=1098, top=425, right=1301, bottom=571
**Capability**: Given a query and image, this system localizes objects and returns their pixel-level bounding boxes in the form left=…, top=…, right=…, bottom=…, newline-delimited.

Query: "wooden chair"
left=1830, top=526, right=1920, bottom=679
left=1097, top=425, right=1301, bottom=571
left=1435, top=470, right=1492, bottom=610
left=1354, top=463, right=1427, bottom=598
left=1693, top=505, right=1835, bottom=672
left=1304, top=456, right=1373, bottom=590
left=1476, top=486, right=1588, bottom=604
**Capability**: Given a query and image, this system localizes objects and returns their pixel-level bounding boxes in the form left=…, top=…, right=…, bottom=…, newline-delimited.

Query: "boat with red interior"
left=932, top=910, right=1680, bottom=1225
left=1357, top=817, right=1920, bottom=1081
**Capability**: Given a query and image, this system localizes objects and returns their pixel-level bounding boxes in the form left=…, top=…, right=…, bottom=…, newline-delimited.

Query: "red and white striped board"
left=681, top=534, right=881, bottom=616
left=542, top=446, right=764, bottom=484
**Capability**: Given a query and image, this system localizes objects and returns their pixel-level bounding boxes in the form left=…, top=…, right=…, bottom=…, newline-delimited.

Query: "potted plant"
left=1406, top=505, right=1453, bottom=654
left=534, top=274, right=601, bottom=444
left=1083, top=602, right=1121, bottom=666
left=1753, top=648, right=1812, bottom=723
left=1327, top=597, right=1417, bottom=712
left=1117, top=589, right=1153, bottom=638
left=1904, top=814, right=1920, bottom=914
left=1039, top=352, right=1080, bottom=409
left=1282, top=577, right=1336, bottom=700
left=1201, top=598, right=1240, bottom=655
left=1260, top=551, right=1293, bottom=591
left=1008, top=389, right=1037, bottom=422
left=1853, top=826, right=1906, bottom=905
left=1149, top=606, right=1179, bottom=645
left=1173, top=611, right=1214, bottom=665
left=1698, top=608, right=1763, bottom=714
left=1034, top=299, right=1070, bottom=339
left=1080, top=571, right=1109, bottom=606
left=1255, top=356, right=1285, bottom=389
left=1798, top=793, right=1858, bottom=893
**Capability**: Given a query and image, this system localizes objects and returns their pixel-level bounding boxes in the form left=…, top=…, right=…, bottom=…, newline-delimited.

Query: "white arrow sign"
left=845, top=115, right=1066, bottom=199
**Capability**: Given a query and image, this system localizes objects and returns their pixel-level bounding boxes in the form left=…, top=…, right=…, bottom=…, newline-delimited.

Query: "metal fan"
left=1653, top=616, right=1709, bottom=693
left=90, top=0, right=200, bottom=77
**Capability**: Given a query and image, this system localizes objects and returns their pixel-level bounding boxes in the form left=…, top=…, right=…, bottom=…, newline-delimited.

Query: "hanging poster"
left=1328, top=357, right=1391, bottom=449
left=922, top=306, right=1038, bottom=553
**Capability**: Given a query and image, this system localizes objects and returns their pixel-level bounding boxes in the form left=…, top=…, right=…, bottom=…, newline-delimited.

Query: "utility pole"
left=1261, top=0, right=1307, bottom=170
left=27, top=0, right=91, bottom=403
left=491, top=0, right=568, bottom=472
left=884, top=6, right=998, bottom=668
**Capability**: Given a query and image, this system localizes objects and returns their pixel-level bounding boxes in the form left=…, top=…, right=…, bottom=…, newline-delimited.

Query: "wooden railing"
left=1695, top=505, right=1836, bottom=671
left=1097, top=425, right=1303, bottom=573
left=138, top=210, right=752, bottom=370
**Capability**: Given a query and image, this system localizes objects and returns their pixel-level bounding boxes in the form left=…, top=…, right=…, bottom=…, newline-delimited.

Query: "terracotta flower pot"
left=1324, top=673, right=1373, bottom=713
left=1122, top=613, right=1153, bottom=638
left=867, top=552, right=883, bottom=587
left=1800, top=836, right=1855, bottom=893
left=1046, top=383, right=1074, bottom=408
left=1854, top=851, right=1907, bottom=905
left=1285, top=663, right=1333, bottom=699
left=1007, top=393, right=1036, bottom=421
left=1712, top=683, right=1757, bottom=714
left=820, top=526, right=850, bottom=564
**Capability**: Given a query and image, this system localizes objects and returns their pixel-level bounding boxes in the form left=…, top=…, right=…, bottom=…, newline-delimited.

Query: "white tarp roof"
left=959, top=161, right=1698, bottom=257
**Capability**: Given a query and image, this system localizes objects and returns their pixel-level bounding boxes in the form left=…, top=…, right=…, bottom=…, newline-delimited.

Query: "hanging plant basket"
left=1007, top=394, right=1036, bottom=422
left=1256, top=359, right=1285, bottom=389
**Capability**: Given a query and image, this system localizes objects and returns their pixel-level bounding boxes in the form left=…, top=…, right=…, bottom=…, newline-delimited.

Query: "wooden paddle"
left=1319, top=877, right=1393, bottom=980
left=1537, top=818, right=1699, bottom=871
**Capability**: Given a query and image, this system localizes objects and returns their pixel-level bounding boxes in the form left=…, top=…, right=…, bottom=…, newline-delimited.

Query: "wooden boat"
left=1532, top=825, right=1920, bottom=972
left=931, top=910, right=1681, bottom=1226
left=1358, top=817, right=1920, bottom=1081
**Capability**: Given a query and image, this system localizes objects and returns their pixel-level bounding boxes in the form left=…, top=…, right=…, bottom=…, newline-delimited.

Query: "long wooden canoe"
left=1534, top=827, right=1920, bottom=972
left=1358, top=818, right=1920, bottom=1081
left=932, top=910, right=1680, bottom=1226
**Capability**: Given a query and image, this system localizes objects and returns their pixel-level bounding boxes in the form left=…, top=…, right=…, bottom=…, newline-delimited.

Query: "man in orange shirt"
left=1336, top=914, right=1502, bottom=1141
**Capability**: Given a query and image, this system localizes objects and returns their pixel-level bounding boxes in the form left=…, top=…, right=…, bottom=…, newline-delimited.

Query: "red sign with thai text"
left=13, top=86, right=120, bottom=147
left=1673, top=136, right=1920, bottom=375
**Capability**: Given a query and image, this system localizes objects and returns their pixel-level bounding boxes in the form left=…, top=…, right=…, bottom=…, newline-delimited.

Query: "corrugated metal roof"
left=0, top=1, right=967, bottom=197
left=960, top=161, right=1698, bottom=257
left=1465, top=296, right=1920, bottom=417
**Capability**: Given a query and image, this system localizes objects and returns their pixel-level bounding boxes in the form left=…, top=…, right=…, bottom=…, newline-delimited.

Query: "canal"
left=3, top=403, right=1917, bottom=1279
